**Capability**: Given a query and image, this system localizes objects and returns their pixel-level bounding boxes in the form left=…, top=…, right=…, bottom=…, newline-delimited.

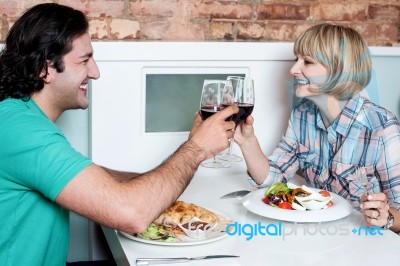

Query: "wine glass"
left=199, top=79, right=234, bottom=168
left=217, top=76, right=255, bottom=162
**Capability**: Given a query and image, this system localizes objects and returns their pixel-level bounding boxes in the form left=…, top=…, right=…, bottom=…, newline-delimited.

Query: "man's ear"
left=40, top=61, right=54, bottom=83
left=39, top=68, right=50, bottom=83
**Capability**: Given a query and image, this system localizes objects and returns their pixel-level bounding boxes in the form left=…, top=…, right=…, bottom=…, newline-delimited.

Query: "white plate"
left=119, top=229, right=227, bottom=246
left=118, top=210, right=230, bottom=246
left=242, top=189, right=353, bottom=223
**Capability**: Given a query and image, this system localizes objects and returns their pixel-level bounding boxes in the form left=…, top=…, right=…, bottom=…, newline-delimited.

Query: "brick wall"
left=0, top=0, right=399, bottom=46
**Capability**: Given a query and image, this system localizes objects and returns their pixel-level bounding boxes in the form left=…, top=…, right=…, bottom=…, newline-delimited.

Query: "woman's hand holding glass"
left=233, top=115, right=256, bottom=146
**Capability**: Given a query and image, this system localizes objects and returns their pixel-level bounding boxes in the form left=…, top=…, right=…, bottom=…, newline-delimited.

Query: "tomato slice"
left=261, top=197, right=270, bottom=205
left=319, top=190, right=331, bottom=197
left=278, top=202, right=293, bottom=210
left=326, top=200, right=334, bottom=207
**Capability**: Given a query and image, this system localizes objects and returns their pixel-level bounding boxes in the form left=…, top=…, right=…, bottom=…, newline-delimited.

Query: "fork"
left=355, top=166, right=381, bottom=219
left=355, top=166, right=368, bottom=195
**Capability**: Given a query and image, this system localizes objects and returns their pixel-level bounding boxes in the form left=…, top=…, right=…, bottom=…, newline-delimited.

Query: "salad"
left=261, top=182, right=334, bottom=211
left=134, top=223, right=183, bottom=242
left=134, top=220, right=223, bottom=242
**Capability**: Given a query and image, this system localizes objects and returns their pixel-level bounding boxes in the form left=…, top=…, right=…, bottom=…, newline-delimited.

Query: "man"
left=0, top=3, right=237, bottom=265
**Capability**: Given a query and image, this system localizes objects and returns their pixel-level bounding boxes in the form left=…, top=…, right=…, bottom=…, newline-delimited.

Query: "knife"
left=136, top=255, right=239, bottom=265
left=220, top=190, right=251, bottom=199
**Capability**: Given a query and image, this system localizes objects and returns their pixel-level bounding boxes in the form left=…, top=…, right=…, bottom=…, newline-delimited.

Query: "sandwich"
left=133, top=201, right=228, bottom=242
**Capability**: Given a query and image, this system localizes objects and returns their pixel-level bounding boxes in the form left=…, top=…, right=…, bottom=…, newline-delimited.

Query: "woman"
left=236, top=23, right=400, bottom=232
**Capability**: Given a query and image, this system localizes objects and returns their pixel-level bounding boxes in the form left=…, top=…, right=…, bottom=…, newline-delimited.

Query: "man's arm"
left=101, top=167, right=141, bottom=183
left=56, top=107, right=237, bottom=233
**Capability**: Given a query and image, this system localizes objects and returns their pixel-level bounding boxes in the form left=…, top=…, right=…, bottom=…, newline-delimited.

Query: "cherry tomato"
left=319, top=190, right=331, bottom=197
left=261, top=197, right=270, bottom=205
left=278, top=202, right=293, bottom=210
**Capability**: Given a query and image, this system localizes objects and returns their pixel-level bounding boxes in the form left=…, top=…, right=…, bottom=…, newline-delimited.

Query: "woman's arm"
left=360, top=120, right=400, bottom=233
left=236, top=113, right=301, bottom=186
left=235, top=115, right=270, bottom=185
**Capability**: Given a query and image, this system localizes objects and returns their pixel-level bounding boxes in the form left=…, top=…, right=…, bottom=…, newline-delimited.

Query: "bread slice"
left=153, top=201, right=221, bottom=227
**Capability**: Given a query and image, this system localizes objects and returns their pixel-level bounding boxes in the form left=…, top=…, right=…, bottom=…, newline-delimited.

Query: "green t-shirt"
left=0, top=98, right=92, bottom=265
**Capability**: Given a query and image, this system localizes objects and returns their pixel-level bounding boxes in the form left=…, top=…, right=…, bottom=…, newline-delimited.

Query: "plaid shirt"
left=255, top=94, right=400, bottom=210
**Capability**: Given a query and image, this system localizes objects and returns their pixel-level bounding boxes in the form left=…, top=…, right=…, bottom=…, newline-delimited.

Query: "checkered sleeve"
left=377, top=117, right=400, bottom=211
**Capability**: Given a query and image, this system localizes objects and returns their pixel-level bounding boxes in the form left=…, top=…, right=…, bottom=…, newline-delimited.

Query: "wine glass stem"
left=227, top=138, right=234, bottom=154
left=228, top=126, right=237, bottom=154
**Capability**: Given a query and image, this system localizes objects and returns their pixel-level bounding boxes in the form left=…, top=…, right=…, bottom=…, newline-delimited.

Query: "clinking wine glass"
left=217, top=76, right=255, bottom=162
left=199, top=79, right=234, bottom=168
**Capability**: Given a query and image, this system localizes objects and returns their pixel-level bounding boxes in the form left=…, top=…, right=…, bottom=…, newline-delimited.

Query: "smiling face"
left=292, top=24, right=372, bottom=101
left=290, top=54, right=329, bottom=99
left=43, top=32, right=100, bottom=117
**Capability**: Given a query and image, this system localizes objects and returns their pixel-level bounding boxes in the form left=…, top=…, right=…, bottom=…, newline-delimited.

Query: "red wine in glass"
left=200, top=105, right=224, bottom=120
left=223, top=103, right=254, bottom=126
left=201, top=105, right=234, bottom=122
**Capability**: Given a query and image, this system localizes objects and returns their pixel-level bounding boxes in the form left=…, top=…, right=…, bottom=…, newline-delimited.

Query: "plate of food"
left=242, top=182, right=353, bottom=223
left=119, top=201, right=232, bottom=246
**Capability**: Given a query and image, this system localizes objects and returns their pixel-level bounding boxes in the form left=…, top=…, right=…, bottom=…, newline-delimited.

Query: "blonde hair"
left=294, top=23, right=371, bottom=100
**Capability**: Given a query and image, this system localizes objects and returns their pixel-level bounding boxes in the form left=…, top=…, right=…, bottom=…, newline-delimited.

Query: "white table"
left=102, top=173, right=400, bottom=266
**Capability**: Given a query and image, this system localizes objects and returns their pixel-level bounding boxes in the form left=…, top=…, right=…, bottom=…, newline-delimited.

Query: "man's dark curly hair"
left=0, top=3, right=89, bottom=101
